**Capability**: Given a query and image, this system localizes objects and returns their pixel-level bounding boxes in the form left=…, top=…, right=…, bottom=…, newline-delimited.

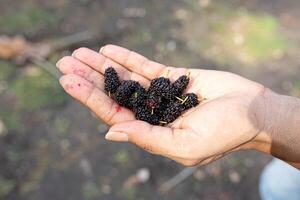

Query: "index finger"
left=100, top=44, right=170, bottom=80
left=72, top=47, right=150, bottom=87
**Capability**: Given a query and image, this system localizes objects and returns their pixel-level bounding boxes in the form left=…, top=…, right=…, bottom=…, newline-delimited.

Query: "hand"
left=56, top=45, right=267, bottom=166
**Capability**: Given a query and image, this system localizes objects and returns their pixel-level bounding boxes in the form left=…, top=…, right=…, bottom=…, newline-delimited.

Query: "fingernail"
left=56, top=60, right=61, bottom=68
left=59, top=76, right=65, bottom=84
left=58, top=77, right=68, bottom=89
left=105, top=131, right=128, bottom=142
left=71, top=50, right=77, bottom=57
left=99, top=46, right=104, bottom=53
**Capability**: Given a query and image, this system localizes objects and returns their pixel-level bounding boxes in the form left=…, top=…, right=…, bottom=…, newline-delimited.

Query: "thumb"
left=105, top=120, right=187, bottom=156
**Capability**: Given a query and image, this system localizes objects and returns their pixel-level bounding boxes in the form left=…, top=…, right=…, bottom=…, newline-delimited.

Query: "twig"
left=30, top=57, right=61, bottom=79
left=159, top=166, right=197, bottom=194
left=51, top=31, right=95, bottom=51
left=28, top=31, right=96, bottom=79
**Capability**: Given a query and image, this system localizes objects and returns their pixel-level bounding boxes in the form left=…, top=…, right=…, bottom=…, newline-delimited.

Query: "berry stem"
left=186, top=71, right=191, bottom=77
left=163, top=69, right=170, bottom=78
left=166, top=70, right=170, bottom=77
left=198, top=95, right=206, bottom=102
left=108, top=91, right=111, bottom=97
left=159, top=121, right=167, bottom=124
left=181, top=96, right=188, bottom=104
left=175, top=96, right=185, bottom=102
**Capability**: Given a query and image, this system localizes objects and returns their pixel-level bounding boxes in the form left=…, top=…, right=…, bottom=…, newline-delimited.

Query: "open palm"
left=57, top=45, right=266, bottom=166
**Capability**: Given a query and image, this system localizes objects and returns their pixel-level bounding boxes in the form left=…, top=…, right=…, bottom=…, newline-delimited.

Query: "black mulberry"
left=115, top=80, right=140, bottom=108
left=104, top=67, right=202, bottom=126
left=148, top=77, right=171, bottom=98
left=104, top=67, right=120, bottom=94
left=161, top=102, right=184, bottom=123
left=145, top=94, right=162, bottom=109
left=130, top=85, right=147, bottom=108
left=171, top=75, right=190, bottom=96
left=135, top=107, right=160, bottom=125
left=181, top=93, right=199, bottom=110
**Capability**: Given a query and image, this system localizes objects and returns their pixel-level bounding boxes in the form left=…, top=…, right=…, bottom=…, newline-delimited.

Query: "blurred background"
left=0, top=0, right=300, bottom=199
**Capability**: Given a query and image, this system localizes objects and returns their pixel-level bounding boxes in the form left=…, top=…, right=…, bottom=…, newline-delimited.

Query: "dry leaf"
left=0, top=35, right=31, bottom=59
left=0, top=35, right=52, bottom=63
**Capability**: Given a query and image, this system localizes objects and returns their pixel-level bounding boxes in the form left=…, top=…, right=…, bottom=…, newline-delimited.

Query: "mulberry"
left=161, top=102, right=184, bottom=123
left=104, top=67, right=202, bottom=126
left=115, top=80, right=140, bottom=108
left=155, top=97, right=172, bottom=116
left=135, top=107, right=160, bottom=125
left=148, top=77, right=171, bottom=98
left=104, top=67, right=120, bottom=94
left=171, top=75, right=190, bottom=96
left=130, top=85, right=147, bottom=108
left=181, top=93, right=199, bottom=110
left=145, top=94, right=162, bottom=109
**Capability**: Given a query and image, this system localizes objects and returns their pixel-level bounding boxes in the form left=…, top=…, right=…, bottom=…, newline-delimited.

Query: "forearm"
left=254, top=89, right=300, bottom=168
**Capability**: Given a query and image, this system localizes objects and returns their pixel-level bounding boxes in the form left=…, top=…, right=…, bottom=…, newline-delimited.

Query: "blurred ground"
left=0, top=0, right=300, bottom=200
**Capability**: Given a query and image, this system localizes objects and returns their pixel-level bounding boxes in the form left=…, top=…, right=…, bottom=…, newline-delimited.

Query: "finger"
left=72, top=47, right=149, bottom=87
left=59, top=74, right=135, bottom=125
left=100, top=45, right=217, bottom=98
left=56, top=56, right=104, bottom=90
left=100, top=44, right=169, bottom=80
left=105, top=120, right=200, bottom=159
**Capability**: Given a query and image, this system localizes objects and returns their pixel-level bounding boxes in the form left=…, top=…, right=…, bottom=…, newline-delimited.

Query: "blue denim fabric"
left=259, top=159, right=300, bottom=200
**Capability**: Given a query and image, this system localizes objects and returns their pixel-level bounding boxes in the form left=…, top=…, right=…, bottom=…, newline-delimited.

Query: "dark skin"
left=56, top=44, right=300, bottom=169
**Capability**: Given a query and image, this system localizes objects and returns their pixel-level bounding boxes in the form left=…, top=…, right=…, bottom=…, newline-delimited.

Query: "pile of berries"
left=104, top=67, right=200, bottom=126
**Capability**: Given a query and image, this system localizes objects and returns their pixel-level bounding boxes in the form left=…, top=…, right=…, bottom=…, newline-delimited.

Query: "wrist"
left=248, top=89, right=277, bottom=153
left=252, top=89, right=300, bottom=162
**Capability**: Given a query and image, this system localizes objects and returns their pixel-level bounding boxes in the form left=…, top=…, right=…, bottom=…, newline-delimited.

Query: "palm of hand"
left=57, top=45, right=265, bottom=166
